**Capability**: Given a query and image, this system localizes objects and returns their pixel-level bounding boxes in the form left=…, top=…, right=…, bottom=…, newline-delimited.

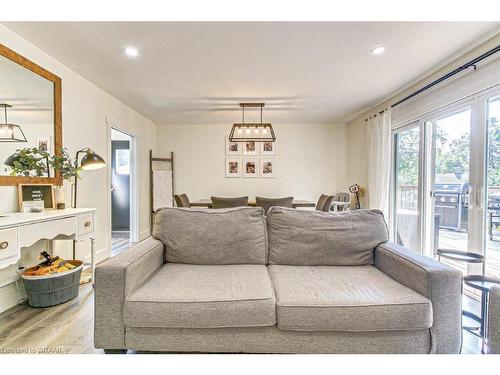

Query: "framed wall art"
left=225, top=137, right=242, bottom=156
left=242, top=157, right=258, bottom=178
left=243, top=140, right=258, bottom=156
left=260, top=141, right=275, bottom=156
left=225, top=157, right=241, bottom=178
left=260, top=158, right=275, bottom=178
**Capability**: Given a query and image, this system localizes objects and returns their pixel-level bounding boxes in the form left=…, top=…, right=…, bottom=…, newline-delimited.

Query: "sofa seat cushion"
left=268, top=265, right=432, bottom=332
left=124, top=264, right=276, bottom=328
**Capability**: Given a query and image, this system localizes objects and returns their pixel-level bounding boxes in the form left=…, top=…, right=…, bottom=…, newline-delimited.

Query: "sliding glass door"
left=392, top=89, right=500, bottom=280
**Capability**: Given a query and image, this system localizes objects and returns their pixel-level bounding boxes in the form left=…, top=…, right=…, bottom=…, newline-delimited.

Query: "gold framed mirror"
left=0, top=43, right=62, bottom=186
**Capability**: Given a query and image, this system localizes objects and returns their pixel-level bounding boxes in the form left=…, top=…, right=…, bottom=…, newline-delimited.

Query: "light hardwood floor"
left=0, top=271, right=484, bottom=354
left=0, top=271, right=102, bottom=354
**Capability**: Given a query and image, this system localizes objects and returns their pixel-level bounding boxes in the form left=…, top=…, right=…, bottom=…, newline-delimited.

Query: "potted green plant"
left=7, top=147, right=51, bottom=177
left=50, top=148, right=81, bottom=209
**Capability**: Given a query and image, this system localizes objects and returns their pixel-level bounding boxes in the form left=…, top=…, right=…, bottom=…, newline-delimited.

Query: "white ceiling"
left=3, top=22, right=499, bottom=125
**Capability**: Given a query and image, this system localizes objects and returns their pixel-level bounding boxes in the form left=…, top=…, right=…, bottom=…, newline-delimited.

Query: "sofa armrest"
left=374, top=241, right=463, bottom=354
left=488, top=285, right=500, bottom=354
left=94, top=237, right=164, bottom=350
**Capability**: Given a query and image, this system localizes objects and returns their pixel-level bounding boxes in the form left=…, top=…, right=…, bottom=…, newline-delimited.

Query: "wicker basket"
left=21, top=260, right=83, bottom=308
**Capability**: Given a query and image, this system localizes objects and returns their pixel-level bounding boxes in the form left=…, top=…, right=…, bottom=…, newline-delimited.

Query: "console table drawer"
left=19, top=217, right=76, bottom=248
left=77, top=213, right=94, bottom=237
left=0, top=228, right=19, bottom=262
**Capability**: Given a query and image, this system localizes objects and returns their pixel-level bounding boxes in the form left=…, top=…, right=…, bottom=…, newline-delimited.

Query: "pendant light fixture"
left=229, top=103, right=276, bottom=142
left=0, top=104, right=27, bottom=142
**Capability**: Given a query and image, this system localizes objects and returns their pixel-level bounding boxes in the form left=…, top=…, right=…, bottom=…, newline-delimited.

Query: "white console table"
left=0, top=208, right=96, bottom=278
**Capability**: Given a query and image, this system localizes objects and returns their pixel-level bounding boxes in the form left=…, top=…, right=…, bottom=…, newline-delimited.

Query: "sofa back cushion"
left=152, top=207, right=267, bottom=265
left=267, top=208, right=388, bottom=266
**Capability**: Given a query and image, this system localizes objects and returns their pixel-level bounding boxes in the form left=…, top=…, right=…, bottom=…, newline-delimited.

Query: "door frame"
left=106, top=118, right=139, bottom=253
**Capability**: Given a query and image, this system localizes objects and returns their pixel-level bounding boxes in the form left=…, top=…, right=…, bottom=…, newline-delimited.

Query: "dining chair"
left=174, top=193, right=191, bottom=208
left=210, top=196, right=249, bottom=209
left=255, top=196, right=294, bottom=214
left=315, top=194, right=334, bottom=212
left=331, top=192, right=351, bottom=212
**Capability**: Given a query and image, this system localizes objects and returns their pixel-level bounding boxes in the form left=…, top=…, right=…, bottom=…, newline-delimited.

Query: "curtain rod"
left=364, top=44, right=500, bottom=122
left=364, top=109, right=386, bottom=122
left=391, top=44, right=500, bottom=108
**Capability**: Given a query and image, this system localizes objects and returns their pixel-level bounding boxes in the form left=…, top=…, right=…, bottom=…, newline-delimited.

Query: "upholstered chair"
left=315, top=194, right=334, bottom=212
left=174, top=193, right=191, bottom=208
left=211, top=196, right=249, bottom=209
left=255, top=196, right=294, bottom=214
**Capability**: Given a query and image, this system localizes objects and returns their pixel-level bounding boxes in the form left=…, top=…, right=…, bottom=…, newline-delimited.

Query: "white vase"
left=54, top=186, right=66, bottom=209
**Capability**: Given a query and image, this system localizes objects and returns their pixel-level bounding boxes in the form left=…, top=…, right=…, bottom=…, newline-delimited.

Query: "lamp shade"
left=80, top=151, right=106, bottom=170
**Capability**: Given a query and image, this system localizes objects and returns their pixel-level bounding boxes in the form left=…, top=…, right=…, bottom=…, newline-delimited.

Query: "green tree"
left=488, top=116, right=500, bottom=187
left=396, top=129, right=419, bottom=186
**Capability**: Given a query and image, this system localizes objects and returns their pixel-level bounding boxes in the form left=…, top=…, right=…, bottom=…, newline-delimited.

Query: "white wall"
left=157, top=123, right=349, bottom=202
left=0, top=25, right=157, bottom=312
left=347, top=119, right=369, bottom=208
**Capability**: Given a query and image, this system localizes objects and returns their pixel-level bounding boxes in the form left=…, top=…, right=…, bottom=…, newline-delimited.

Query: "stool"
left=464, top=275, right=500, bottom=354
left=437, top=249, right=486, bottom=353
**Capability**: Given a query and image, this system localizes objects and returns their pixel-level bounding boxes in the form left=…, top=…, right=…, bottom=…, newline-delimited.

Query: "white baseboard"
left=81, top=246, right=109, bottom=264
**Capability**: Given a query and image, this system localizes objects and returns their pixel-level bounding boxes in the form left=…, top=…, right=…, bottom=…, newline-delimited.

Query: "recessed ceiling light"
left=371, top=46, right=385, bottom=55
left=124, top=46, right=139, bottom=58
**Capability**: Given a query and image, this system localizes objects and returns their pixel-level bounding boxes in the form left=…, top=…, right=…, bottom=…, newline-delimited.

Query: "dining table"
left=190, top=199, right=316, bottom=208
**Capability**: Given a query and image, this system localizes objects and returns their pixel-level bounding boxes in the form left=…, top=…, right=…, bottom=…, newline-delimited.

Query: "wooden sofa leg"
left=104, top=349, right=127, bottom=354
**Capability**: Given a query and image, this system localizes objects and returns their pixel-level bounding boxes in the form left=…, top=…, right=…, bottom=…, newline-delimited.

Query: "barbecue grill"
left=434, top=182, right=470, bottom=232
left=488, top=192, right=500, bottom=212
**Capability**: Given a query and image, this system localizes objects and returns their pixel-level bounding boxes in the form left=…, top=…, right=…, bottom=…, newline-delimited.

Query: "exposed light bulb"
left=262, top=128, right=268, bottom=134
left=245, top=128, right=251, bottom=134
left=237, top=128, right=243, bottom=134
left=254, top=128, right=259, bottom=134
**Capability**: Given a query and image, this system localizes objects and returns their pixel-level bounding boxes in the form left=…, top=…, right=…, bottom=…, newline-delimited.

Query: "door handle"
left=463, top=187, right=471, bottom=208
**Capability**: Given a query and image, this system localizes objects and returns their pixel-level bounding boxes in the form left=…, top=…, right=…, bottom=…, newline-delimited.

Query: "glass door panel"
left=394, top=125, right=421, bottom=253
left=431, top=109, right=471, bottom=272
left=486, top=97, right=500, bottom=277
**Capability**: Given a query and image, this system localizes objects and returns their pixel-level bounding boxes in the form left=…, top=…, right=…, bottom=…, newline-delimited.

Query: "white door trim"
left=106, top=118, right=139, bottom=251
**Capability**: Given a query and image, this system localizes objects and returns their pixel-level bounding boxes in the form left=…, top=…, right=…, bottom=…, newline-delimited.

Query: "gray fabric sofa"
left=94, top=207, right=462, bottom=354
left=488, top=285, right=500, bottom=354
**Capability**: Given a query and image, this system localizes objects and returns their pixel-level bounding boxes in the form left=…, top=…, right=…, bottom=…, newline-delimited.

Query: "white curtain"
left=367, top=109, right=391, bottom=219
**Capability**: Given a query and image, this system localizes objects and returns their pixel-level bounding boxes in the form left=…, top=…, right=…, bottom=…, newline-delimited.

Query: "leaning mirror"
left=0, top=43, right=62, bottom=185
